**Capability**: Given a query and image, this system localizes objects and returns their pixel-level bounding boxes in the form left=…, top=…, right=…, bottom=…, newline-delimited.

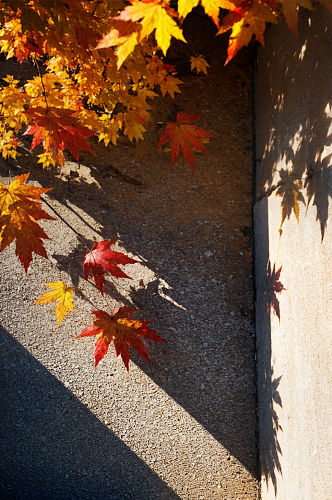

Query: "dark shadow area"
left=259, top=366, right=282, bottom=495
left=253, top=197, right=282, bottom=494
left=0, top=326, right=181, bottom=500
left=256, top=9, right=332, bottom=241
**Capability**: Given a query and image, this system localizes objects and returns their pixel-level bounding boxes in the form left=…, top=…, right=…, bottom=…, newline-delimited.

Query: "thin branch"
left=40, top=195, right=91, bottom=252
left=33, top=55, right=49, bottom=110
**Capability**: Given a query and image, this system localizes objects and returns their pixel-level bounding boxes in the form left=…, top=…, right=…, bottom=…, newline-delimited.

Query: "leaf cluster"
left=0, top=173, right=165, bottom=371
left=1, top=0, right=329, bottom=171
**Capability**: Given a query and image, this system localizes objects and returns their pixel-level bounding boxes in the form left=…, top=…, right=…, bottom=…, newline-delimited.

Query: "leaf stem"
left=33, top=55, right=49, bottom=110
left=40, top=195, right=92, bottom=252
left=158, top=94, right=176, bottom=121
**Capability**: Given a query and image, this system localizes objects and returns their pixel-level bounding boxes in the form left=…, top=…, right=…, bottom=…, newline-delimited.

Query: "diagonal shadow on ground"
left=0, top=327, right=181, bottom=500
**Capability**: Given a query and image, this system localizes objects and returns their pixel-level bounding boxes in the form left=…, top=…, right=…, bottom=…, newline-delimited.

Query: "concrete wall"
left=255, top=8, right=332, bottom=499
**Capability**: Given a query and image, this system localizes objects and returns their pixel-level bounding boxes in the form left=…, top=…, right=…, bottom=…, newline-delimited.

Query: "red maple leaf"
left=24, top=107, right=95, bottom=164
left=77, top=306, right=166, bottom=370
left=157, top=110, right=214, bottom=172
left=83, top=240, right=139, bottom=294
left=266, top=260, right=286, bottom=320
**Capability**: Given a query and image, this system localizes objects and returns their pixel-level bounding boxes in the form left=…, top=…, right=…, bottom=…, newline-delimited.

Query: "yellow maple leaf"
left=201, top=0, right=237, bottom=27
left=116, top=0, right=186, bottom=56
left=123, top=111, right=146, bottom=141
left=98, top=113, right=124, bottom=146
left=178, top=0, right=200, bottom=19
left=37, top=152, right=57, bottom=169
left=116, top=32, right=140, bottom=69
left=33, top=280, right=75, bottom=326
left=0, top=127, right=19, bottom=160
left=0, top=79, right=27, bottom=132
left=190, top=55, right=210, bottom=74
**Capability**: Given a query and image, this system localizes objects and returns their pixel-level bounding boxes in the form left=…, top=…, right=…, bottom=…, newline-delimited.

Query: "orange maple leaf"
left=157, top=110, right=214, bottom=172
left=24, top=107, right=96, bottom=166
left=83, top=240, right=139, bottom=294
left=0, top=173, right=51, bottom=214
left=217, top=0, right=278, bottom=64
left=77, top=306, right=166, bottom=371
left=0, top=174, right=55, bottom=272
left=0, top=200, right=55, bottom=272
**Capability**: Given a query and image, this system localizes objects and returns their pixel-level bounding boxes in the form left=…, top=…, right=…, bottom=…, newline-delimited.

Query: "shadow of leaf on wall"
left=260, top=367, right=283, bottom=495
left=265, top=260, right=286, bottom=321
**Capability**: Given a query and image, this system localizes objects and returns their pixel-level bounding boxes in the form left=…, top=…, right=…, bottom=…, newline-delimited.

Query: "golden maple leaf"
left=123, top=110, right=146, bottom=141
left=159, top=74, right=183, bottom=98
left=99, top=0, right=187, bottom=66
left=178, top=0, right=199, bottom=19
left=190, top=55, right=210, bottom=75
left=34, top=280, right=75, bottom=326
left=201, top=0, right=237, bottom=27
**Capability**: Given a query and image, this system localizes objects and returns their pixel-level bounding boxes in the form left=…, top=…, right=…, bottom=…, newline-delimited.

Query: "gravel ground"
left=0, top=12, right=259, bottom=500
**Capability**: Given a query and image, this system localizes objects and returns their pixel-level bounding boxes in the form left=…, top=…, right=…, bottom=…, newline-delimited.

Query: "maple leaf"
left=157, top=110, right=214, bottom=172
left=0, top=173, right=51, bottom=215
left=96, top=19, right=142, bottom=68
left=218, top=0, right=278, bottom=64
left=266, top=260, right=286, bottom=321
left=159, top=74, right=183, bottom=98
left=77, top=306, right=166, bottom=371
left=178, top=0, right=238, bottom=26
left=275, top=169, right=305, bottom=233
left=190, top=55, right=210, bottom=74
left=0, top=200, right=55, bottom=272
left=75, top=26, right=100, bottom=55
left=115, top=0, right=187, bottom=58
left=201, top=0, right=239, bottom=28
left=279, top=0, right=314, bottom=34
left=33, top=280, right=75, bottom=326
left=178, top=0, right=200, bottom=18
left=0, top=174, right=55, bottom=272
left=97, top=20, right=141, bottom=50
left=83, top=240, right=139, bottom=294
left=123, top=110, right=147, bottom=141
left=24, top=107, right=96, bottom=167
left=316, top=0, right=332, bottom=12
